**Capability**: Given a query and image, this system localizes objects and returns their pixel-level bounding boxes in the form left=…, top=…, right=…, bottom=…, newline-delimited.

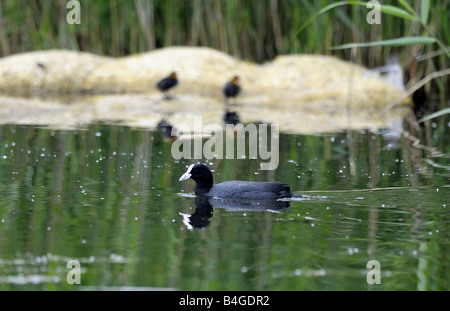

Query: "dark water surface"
left=0, top=121, right=448, bottom=290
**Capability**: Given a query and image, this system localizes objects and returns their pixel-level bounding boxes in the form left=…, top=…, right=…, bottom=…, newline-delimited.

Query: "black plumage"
left=223, top=76, right=241, bottom=104
left=179, top=163, right=296, bottom=200
left=156, top=72, right=178, bottom=99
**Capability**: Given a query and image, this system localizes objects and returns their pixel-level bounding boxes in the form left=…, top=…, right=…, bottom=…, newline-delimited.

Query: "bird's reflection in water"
left=179, top=197, right=214, bottom=230
left=179, top=196, right=290, bottom=230
left=223, top=110, right=241, bottom=126
left=156, top=119, right=178, bottom=141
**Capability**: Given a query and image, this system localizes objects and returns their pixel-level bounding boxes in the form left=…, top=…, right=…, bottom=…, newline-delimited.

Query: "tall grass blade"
left=419, top=108, right=450, bottom=122
left=420, top=0, right=430, bottom=25
left=293, top=1, right=419, bottom=39
left=378, top=4, right=419, bottom=21
left=381, top=68, right=450, bottom=113
left=292, top=1, right=351, bottom=37
left=397, top=0, right=418, bottom=17
left=332, top=36, right=436, bottom=49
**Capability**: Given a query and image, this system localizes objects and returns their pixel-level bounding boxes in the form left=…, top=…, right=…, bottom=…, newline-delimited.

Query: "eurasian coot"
left=156, top=72, right=178, bottom=99
left=179, top=163, right=295, bottom=200
left=223, top=76, right=241, bottom=105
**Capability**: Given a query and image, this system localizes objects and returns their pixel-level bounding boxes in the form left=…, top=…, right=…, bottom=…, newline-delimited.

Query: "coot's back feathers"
left=179, top=163, right=294, bottom=200
left=205, top=180, right=292, bottom=200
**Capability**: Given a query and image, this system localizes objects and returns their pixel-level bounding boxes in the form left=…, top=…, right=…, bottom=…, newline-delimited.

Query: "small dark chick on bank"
left=223, top=75, right=241, bottom=106
left=156, top=72, right=178, bottom=100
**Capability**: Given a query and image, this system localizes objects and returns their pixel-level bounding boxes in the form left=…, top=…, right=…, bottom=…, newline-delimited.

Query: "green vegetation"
left=0, top=1, right=447, bottom=107
left=303, top=0, right=449, bottom=116
left=0, top=1, right=446, bottom=62
left=0, top=1, right=448, bottom=291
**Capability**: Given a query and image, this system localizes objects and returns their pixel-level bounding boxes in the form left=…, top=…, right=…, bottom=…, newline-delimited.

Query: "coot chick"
left=156, top=72, right=178, bottom=99
left=179, top=163, right=295, bottom=200
left=223, top=76, right=241, bottom=105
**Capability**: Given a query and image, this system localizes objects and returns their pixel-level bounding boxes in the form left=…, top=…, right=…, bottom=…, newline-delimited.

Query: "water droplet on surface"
left=240, top=266, right=249, bottom=273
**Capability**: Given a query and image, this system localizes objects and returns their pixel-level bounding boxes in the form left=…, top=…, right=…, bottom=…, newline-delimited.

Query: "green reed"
left=0, top=1, right=446, bottom=61
left=0, top=0, right=447, bottom=105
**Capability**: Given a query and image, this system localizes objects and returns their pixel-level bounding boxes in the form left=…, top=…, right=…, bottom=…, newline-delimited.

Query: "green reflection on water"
left=0, top=123, right=448, bottom=291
